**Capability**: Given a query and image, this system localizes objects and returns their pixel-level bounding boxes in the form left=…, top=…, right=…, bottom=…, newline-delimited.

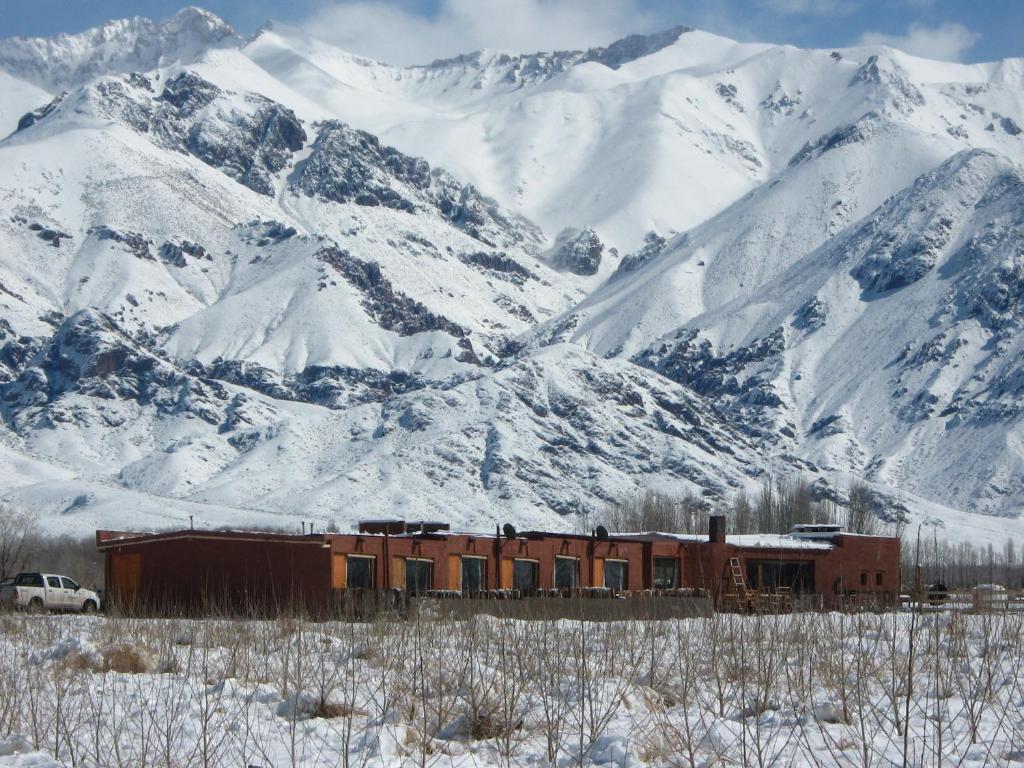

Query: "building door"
left=110, top=554, right=142, bottom=605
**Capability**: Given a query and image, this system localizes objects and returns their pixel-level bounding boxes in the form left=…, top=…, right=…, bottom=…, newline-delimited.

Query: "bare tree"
left=846, top=480, right=880, bottom=535
left=0, top=503, right=37, bottom=579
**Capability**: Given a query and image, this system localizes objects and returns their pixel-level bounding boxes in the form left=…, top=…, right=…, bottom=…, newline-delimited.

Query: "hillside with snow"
left=1, top=7, right=1023, bottom=542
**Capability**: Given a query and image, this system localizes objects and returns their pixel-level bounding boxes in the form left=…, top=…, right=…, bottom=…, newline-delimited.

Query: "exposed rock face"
left=158, top=72, right=306, bottom=195
left=613, top=232, right=667, bottom=277
left=793, top=296, right=827, bottom=331
left=421, top=26, right=691, bottom=88
left=1, top=310, right=230, bottom=431
left=158, top=240, right=209, bottom=267
left=850, top=55, right=925, bottom=113
left=790, top=112, right=885, bottom=166
left=19, top=70, right=306, bottom=197
left=458, top=251, right=536, bottom=285
left=586, top=26, right=691, bottom=69
left=15, top=92, right=67, bottom=131
left=296, top=121, right=543, bottom=252
left=200, top=357, right=425, bottom=409
left=89, top=225, right=153, bottom=260
left=850, top=151, right=999, bottom=294
left=315, top=246, right=468, bottom=338
left=297, top=121, right=428, bottom=212
left=547, top=227, right=604, bottom=276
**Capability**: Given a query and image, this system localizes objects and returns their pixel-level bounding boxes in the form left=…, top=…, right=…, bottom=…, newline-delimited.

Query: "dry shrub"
left=313, top=699, right=363, bottom=719
left=100, top=642, right=157, bottom=674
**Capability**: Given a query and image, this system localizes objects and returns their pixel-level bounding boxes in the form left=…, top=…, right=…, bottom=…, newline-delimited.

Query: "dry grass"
left=0, top=609, right=1022, bottom=767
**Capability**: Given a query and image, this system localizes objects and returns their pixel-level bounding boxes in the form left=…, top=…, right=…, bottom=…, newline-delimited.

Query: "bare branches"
left=0, top=609, right=1021, bottom=766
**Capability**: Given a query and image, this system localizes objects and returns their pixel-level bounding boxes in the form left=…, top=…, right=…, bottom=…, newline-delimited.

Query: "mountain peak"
left=0, top=6, right=240, bottom=91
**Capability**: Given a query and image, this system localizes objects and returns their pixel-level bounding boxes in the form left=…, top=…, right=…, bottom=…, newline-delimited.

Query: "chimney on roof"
left=709, top=515, right=727, bottom=544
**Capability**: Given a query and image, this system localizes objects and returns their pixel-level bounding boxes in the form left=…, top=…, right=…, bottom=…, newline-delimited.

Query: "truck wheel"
left=82, top=600, right=97, bottom=614
left=28, top=597, right=45, bottom=613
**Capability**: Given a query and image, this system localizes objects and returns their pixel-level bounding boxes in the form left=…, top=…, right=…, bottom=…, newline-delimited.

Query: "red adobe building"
left=96, top=517, right=900, bottom=615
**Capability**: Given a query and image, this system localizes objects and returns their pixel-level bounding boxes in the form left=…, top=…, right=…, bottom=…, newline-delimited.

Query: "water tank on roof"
left=789, top=523, right=845, bottom=540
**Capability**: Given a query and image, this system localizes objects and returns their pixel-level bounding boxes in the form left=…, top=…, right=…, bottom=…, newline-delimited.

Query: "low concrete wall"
left=414, top=595, right=713, bottom=621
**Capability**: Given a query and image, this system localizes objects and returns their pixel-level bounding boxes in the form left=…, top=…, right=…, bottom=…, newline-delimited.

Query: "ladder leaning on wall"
left=729, top=556, right=750, bottom=612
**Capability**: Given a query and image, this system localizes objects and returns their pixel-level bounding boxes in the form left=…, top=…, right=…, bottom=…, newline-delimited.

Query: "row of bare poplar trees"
left=601, top=481, right=1023, bottom=589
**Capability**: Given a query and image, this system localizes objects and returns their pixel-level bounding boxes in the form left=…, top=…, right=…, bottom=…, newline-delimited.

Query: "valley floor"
left=1, top=610, right=1023, bottom=767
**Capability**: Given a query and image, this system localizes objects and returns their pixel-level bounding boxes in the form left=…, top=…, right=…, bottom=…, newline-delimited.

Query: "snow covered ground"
left=1, top=609, right=1023, bottom=767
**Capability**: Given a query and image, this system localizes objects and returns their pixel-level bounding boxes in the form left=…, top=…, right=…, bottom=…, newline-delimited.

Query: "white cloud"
left=857, top=22, right=979, bottom=62
left=299, top=0, right=667, bottom=66
left=759, top=0, right=857, bottom=15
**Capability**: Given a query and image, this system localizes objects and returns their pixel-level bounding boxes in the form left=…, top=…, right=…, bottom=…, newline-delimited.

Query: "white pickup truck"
left=0, top=572, right=101, bottom=613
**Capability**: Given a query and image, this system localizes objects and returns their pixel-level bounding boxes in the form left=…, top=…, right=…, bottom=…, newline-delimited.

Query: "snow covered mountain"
left=1, top=8, right=1023, bottom=542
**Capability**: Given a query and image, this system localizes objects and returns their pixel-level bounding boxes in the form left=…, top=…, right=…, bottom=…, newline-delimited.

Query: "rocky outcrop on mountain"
left=612, top=232, right=668, bottom=278
left=789, top=112, right=885, bottom=166
left=633, top=327, right=788, bottom=441
left=0, top=319, right=45, bottom=385
left=422, top=26, right=691, bottom=88
left=158, top=239, right=210, bottom=267
left=200, top=357, right=426, bottom=409
left=793, top=296, right=827, bottom=331
left=850, top=55, right=925, bottom=114
left=20, top=70, right=306, bottom=196
left=458, top=251, right=536, bottom=285
left=156, top=72, right=306, bottom=195
left=850, top=151, right=1002, bottom=294
left=297, top=121, right=426, bottom=212
left=89, top=225, right=153, bottom=260
left=15, top=92, right=66, bottom=132
left=0, top=310, right=229, bottom=431
left=315, top=246, right=468, bottom=338
left=297, top=121, right=543, bottom=252
left=547, top=227, right=604, bottom=275
left=364, top=344, right=755, bottom=517
left=585, top=26, right=691, bottom=69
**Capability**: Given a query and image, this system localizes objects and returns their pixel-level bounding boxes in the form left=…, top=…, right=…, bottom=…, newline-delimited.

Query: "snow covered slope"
left=1, top=9, right=1023, bottom=540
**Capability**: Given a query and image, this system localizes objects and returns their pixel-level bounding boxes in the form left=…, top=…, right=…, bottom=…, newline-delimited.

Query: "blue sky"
left=2, top=0, right=1021, bottom=65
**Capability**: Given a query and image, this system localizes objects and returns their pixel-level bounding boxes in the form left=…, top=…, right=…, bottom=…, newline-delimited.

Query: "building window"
left=554, top=557, right=579, bottom=590
left=346, top=556, right=374, bottom=589
left=513, top=559, right=539, bottom=592
left=653, top=557, right=678, bottom=589
left=406, top=559, right=432, bottom=595
left=875, top=572, right=884, bottom=587
left=461, top=557, right=485, bottom=593
left=860, top=571, right=868, bottom=587
left=604, top=560, right=628, bottom=591
left=747, top=561, right=815, bottom=593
